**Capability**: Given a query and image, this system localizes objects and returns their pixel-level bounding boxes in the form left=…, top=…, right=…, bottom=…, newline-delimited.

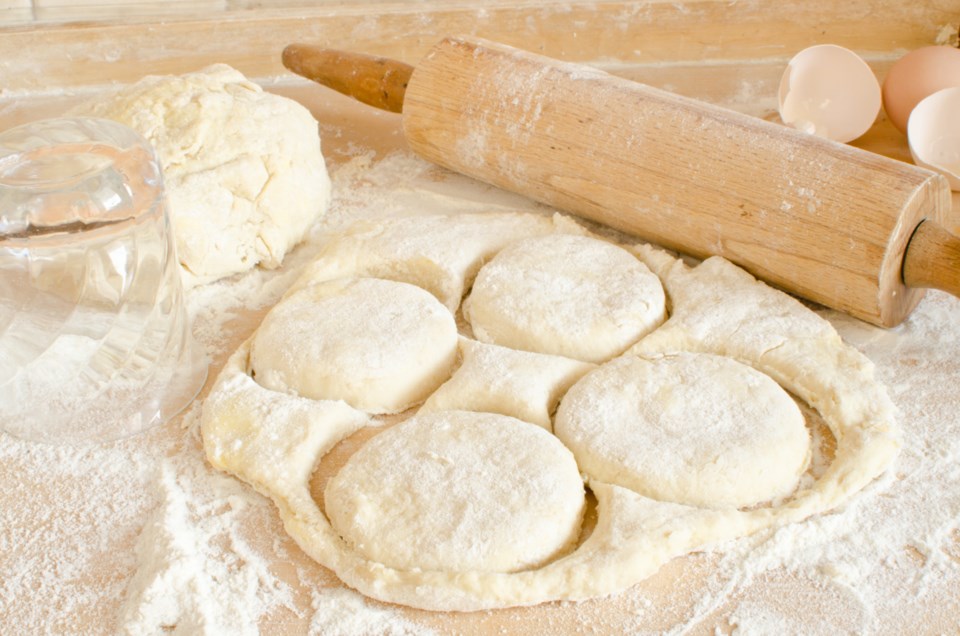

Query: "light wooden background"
left=1, top=2, right=959, bottom=633
left=4, top=0, right=537, bottom=26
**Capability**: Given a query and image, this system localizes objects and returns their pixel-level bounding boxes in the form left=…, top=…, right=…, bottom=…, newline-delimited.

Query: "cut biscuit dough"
left=419, top=337, right=595, bottom=430
left=324, top=410, right=585, bottom=573
left=554, top=352, right=810, bottom=509
left=463, top=233, right=666, bottom=362
left=250, top=277, right=458, bottom=414
left=201, top=212, right=900, bottom=612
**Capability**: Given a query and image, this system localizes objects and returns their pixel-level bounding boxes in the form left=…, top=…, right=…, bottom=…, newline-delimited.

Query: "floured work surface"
left=200, top=201, right=906, bottom=613
left=2, top=14, right=960, bottom=635
left=2, top=82, right=958, bottom=635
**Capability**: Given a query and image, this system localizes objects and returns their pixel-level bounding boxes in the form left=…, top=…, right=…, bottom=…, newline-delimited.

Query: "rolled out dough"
left=201, top=212, right=900, bottom=612
left=420, top=337, right=595, bottom=430
left=288, top=212, right=576, bottom=311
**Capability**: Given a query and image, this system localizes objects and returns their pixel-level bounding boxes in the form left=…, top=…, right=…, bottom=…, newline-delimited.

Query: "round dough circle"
left=464, top=234, right=665, bottom=363
left=324, top=410, right=586, bottom=573
left=554, top=353, right=810, bottom=509
left=249, top=277, right=457, bottom=414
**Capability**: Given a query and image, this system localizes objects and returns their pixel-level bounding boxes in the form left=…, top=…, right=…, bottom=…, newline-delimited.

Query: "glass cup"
left=0, top=117, right=207, bottom=444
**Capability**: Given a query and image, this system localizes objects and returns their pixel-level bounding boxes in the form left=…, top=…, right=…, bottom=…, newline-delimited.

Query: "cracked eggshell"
left=778, top=44, right=881, bottom=143
left=882, top=46, right=960, bottom=134
left=907, top=86, right=960, bottom=191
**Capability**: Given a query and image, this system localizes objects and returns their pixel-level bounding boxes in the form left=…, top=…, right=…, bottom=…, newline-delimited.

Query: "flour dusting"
left=2, top=142, right=959, bottom=633
left=308, top=588, right=428, bottom=636
left=118, top=451, right=292, bottom=635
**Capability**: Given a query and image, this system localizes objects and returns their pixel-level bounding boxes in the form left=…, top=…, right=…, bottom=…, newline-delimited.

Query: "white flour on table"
left=1, top=149, right=958, bottom=634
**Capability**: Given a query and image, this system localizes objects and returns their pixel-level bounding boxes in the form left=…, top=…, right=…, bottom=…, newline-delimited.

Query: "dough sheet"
left=200, top=212, right=900, bottom=611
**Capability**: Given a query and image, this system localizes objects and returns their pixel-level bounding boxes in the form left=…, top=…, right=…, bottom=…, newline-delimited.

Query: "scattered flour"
left=308, top=588, right=427, bottom=636
left=118, top=450, right=292, bottom=636
left=2, top=142, right=959, bottom=633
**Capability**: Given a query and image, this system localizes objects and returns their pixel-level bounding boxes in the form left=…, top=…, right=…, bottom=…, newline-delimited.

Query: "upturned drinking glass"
left=0, top=117, right=207, bottom=444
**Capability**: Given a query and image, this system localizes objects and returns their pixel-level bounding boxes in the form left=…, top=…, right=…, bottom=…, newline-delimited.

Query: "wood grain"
left=282, top=43, right=412, bottom=113
left=903, top=220, right=960, bottom=295
left=0, top=0, right=956, bottom=93
left=401, top=37, right=952, bottom=327
left=0, top=3, right=959, bottom=632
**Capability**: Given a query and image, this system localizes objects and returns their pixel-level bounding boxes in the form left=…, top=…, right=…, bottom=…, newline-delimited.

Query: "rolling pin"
left=282, top=37, right=960, bottom=328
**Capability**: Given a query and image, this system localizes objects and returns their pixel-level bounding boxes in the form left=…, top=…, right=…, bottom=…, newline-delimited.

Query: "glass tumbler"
left=0, top=117, right=207, bottom=444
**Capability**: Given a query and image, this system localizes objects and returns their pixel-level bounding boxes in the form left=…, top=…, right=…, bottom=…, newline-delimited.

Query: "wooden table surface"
left=2, top=2, right=959, bottom=633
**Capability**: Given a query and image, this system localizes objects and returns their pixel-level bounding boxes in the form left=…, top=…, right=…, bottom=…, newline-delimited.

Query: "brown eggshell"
left=881, top=45, right=960, bottom=134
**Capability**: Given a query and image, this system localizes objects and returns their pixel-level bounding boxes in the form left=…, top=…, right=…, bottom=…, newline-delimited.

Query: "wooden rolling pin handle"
left=282, top=43, right=412, bottom=113
left=903, top=220, right=960, bottom=296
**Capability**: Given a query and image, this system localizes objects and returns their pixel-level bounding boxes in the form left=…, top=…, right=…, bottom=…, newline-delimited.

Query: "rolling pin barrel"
left=284, top=38, right=959, bottom=328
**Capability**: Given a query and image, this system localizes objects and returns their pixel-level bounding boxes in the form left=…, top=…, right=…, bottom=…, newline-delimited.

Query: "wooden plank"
left=0, top=0, right=31, bottom=27
left=0, top=0, right=956, bottom=94
left=0, top=3, right=958, bottom=634
left=32, top=0, right=227, bottom=23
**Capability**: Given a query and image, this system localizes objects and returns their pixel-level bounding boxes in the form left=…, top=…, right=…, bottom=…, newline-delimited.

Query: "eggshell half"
left=778, top=44, right=881, bottom=143
left=907, top=86, right=960, bottom=190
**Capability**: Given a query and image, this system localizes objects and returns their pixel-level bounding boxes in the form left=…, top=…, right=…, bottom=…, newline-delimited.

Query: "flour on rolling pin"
left=285, top=37, right=960, bottom=329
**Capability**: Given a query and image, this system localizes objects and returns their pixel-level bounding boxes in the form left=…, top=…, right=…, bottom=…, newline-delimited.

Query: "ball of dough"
left=71, top=64, right=331, bottom=287
left=324, top=410, right=585, bottom=573
left=249, top=277, right=457, bottom=414
left=463, top=234, right=665, bottom=363
left=554, top=353, right=810, bottom=509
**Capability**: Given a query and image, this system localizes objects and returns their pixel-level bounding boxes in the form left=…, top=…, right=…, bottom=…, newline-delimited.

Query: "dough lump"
left=71, top=64, right=330, bottom=287
left=249, top=277, right=457, bottom=414
left=554, top=352, right=811, bottom=509
left=324, top=410, right=585, bottom=573
left=464, top=233, right=665, bottom=362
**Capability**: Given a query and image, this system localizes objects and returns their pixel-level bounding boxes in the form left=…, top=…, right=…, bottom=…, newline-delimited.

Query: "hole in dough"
left=795, top=396, right=837, bottom=486
left=554, top=352, right=811, bottom=509
left=463, top=234, right=666, bottom=363
left=323, top=410, right=586, bottom=573
left=248, top=277, right=458, bottom=414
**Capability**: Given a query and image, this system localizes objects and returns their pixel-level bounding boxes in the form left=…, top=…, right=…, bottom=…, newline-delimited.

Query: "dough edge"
left=199, top=212, right=901, bottom=612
